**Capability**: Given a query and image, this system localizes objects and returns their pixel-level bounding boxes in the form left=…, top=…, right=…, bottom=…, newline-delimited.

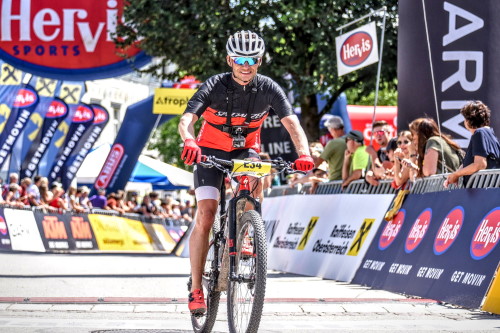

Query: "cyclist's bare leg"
left=189, top=198, right=218, bottom=291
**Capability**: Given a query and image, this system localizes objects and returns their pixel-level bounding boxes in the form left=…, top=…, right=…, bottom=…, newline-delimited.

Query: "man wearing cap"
left=314, top=116, right=347, bottom=181
left=342, top=130, right=370, bottom=189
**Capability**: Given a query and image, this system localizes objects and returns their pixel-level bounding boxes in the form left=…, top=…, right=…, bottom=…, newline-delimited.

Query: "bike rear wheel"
left=227, top=210, right=267, bottom=333
left=190, top=226, right=221, bottom=332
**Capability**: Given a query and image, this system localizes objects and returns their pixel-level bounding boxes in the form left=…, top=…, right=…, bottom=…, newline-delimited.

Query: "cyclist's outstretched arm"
left=179, top=112, right=199, bottom=141
left=281, top=115, right=310, bottom=156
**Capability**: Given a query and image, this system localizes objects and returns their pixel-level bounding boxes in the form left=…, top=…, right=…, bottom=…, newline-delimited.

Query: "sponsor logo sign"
left=95, top=143, right=124, bottom=189
left=379, top=210, right=405, bottom=250
left=13, top=88, right=38, bottom=108
left=0, top=215, right=7, bottom=235
left=46, top=99, right=68, bottom=118
left=335, top=21, right=379, bottom=76
left=91, top=104, right=108, bottom=124
left=470, top=207, right=500, bottom=260
left=405, top=208, right=432, bottom=253
left=347, top=218, right=375, bottom=256
left=153, top=88, right=197, bottom=115
left=0, top=0, right=150, bottom=80
left=434, top=206, right=464, bottom=255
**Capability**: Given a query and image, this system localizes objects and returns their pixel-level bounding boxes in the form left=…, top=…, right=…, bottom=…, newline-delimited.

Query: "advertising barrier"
left=352, top=189, right=500, bottom=309
left=262, top=194, right=394, bottom=282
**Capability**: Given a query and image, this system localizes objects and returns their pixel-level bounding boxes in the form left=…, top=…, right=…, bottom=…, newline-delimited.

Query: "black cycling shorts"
left=194, top=147, right=260, bottom=190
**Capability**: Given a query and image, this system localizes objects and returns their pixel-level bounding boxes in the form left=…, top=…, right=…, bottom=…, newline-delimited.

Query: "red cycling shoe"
left=188, top=289, right=207, bottom=315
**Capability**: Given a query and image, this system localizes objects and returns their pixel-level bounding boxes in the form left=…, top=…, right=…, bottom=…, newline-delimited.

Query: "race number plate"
left=232, top=159, right=272, bottom=177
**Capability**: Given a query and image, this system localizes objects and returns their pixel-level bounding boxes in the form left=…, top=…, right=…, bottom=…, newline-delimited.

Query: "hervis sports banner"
left=335, top=21, right=379, bottom=77
left=352, top=189, right=500, bottom=309
left=19, top=95, right=68, bottom=179
left=0, top=0, right=150, bottom=80
left=8, top=76, right=60, bottom=175
left=37, top=81, right=85, bottom=177
left=0, top=83, right=39, bottom=169
left=262, top=193, right=394, bottom=282
left=46, top=103, right=94, bottom=185
left=60, top=104, right=109, bottom=189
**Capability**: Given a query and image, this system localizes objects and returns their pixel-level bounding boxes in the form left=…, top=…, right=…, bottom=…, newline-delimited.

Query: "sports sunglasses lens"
left=234, top=57, right=257, bottom=65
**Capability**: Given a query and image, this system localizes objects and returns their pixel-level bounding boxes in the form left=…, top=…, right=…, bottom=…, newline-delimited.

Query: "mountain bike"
left=188, top=155, right=300, bottom=333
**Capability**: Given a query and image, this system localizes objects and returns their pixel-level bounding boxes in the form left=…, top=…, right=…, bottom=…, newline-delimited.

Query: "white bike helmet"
left=226, top=30, right=265, bottom=57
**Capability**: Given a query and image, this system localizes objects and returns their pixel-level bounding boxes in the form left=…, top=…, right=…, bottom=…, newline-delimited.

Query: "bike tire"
left=227, top=210, right=267, bottom=333
left=190, top=225, right=221, bottom=333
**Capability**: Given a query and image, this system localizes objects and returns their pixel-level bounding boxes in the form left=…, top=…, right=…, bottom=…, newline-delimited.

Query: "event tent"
left=76, top=144, right=193, bottom=190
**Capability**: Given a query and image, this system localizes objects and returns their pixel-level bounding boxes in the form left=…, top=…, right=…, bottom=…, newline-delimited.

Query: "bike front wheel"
left=227, top=210, right=267, bottom=333
left=190, top=226, right=221, bottom=333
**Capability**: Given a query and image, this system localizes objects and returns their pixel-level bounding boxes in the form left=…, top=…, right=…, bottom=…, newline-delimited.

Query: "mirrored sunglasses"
left=232, top=57, right=260, bottom=66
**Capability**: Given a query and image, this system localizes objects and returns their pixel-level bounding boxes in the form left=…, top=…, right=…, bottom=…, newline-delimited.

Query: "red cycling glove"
left=293, top=155, right=314, bottom=172
left=181, top=139, right=201, bottom=165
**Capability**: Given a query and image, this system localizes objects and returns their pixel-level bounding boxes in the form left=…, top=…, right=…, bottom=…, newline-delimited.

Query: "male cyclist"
left=178, top=30, right=314, bottom=315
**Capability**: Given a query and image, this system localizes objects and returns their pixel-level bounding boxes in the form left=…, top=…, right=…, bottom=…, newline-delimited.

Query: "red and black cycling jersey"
left=184, top=73, right=294, bottom=152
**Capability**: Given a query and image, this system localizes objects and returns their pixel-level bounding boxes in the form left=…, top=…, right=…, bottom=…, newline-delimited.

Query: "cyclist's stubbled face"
left=227, top=56, right=260, bottom=86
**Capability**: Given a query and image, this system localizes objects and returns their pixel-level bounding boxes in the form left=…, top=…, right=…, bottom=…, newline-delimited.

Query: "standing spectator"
left=315, top=116, right=347, bottom=181
left=89, top=188, right=107, bottom=209
left=48, top=185, right=67, bottom=211
left=78, top=186, right=92, bottom=211
left=2, top=173, right=19, bottom=200
left=445, top=101, right=500, bottom=187
left=366, top=120, right=393, bottom=178
left=409, top=117, right=463, bottom=177
left=68, top=186, right=85, bottom=213
left=366, top=138, right=398, bottom=186
left=126, top=191, right=140, bottom=213
left=4, top=184, right=24, bottom=207
left=105, top=192, right=125, bottom=213
left=342, top=130, right=370, bottom=189
left=116, top=190, right=130, bottom=213
left=138, top=194, right=154, bottom=217
left=19, top=177, right=32, bottom=206
left=27, top=176, right=43, bottom=207
left=393, top=131, right=419, bottom=188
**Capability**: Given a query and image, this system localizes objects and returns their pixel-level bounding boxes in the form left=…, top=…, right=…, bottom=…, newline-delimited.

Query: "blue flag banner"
left=47, top=104, right=95, bottom=185
left=19, top=97, right=69, bottom=179
left=60, top=104, right=109, bottom=189
left=352, top=188, right=500, bottom=309
left=0, top=84, right=39, bottom=170
left=92, top=96, right=172, bottom=194
left=37, top=82, right=85, bottom=177
left=9, top=76, right=60, bottom=176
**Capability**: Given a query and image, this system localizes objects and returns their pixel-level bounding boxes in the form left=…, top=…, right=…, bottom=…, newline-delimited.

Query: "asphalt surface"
left=0, top=252, right=498, bottom=332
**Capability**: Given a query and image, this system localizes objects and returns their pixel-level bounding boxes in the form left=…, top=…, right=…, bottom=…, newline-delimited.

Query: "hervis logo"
left=379, top=209, right=405, bottom=250
left=0, top=0, right=150, bottom=80
left=13, top=87, right=38, bottom=108
left=434, top=206, right=464, bottom=255
left=91, top=105, right=108, bottom=125
left=296, top=217, right=319, bottom=250
left=46, top=98, right=68, bottom=118
left=471, top=207, right=500, bottom=260
left=340, top=31, right=373, bottom=67
left=0, top=216, right=7, bottom=235
left=72, top=104, right=94, bottom=123
left=405, top=208, right=432, bottom=254
left=347, top=218, right=374, bottom=256
left=42, top=215, right=68, bottom=239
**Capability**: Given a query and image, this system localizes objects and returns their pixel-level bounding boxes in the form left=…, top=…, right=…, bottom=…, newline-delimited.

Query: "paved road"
left=0, top=252, right=498, bottom=332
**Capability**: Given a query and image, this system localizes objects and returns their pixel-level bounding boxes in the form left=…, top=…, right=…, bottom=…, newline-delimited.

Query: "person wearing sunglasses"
left=365, top=120, right=395, bottom=185
left=409, top=117, right=463, bottom=178
left=178, top=30, right=314, bottom=315
left=392, top=130, right=419, bottom=189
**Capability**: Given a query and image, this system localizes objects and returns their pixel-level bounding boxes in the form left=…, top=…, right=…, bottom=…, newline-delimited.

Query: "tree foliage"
left=117, top=0, right=398, bottom=142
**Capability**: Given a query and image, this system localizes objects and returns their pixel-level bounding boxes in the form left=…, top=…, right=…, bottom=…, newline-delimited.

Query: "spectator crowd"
left=285, top=100, right=500, bottom=194
left=0, top=174, right=194, bottom=222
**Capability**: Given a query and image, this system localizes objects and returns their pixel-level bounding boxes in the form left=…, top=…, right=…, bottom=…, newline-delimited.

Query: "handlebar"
left=198, top=155, right=305, bottom=177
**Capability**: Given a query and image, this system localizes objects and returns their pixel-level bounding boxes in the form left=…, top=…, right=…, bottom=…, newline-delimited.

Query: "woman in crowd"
left=445, top=101, right=500, bottom=187
left=4, top=183, right=24, bottom=208
left=392, top=130, right=418, bottom=189
left=68, top=186, right=85, bottom=213
left=409, top=117, right=462, bottom=177
left=49, top=186, right=67, bottom=211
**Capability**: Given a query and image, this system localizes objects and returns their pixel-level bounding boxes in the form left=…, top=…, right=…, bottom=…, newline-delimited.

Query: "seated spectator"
left=78, top=186, right=92, bottom=211
left=366, top=138, right=398, bottom=186
left=315, top=116, right=347, bottom=181
left=68, top=186, right=85, bottom=213
left=409, top=117, right=463, bottom=177
left=445, top=100, right=500, bottom=187
left=89, top=188, right=107, bottom=209
left=4, top=183, right=24, bottom=208
left=393, top=130, right=419, bottom=189
left=342, top=130, right=370, bottom=189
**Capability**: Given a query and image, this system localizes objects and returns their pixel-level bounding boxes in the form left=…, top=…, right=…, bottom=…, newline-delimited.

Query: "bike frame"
left=217, top=175, right=261, bottom=284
